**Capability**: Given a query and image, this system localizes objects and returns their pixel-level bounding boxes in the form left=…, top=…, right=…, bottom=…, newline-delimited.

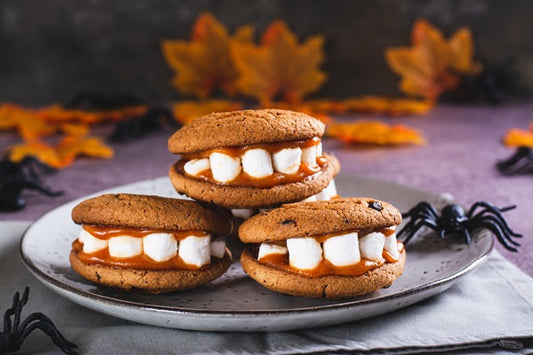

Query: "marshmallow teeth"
left=323, top=232, right=361, bottom=267
left=179, top=235, right=211, bottom=267
left=384, top=232, right=400, bottom=260
left=314, top=179, right=337, bottom=201
left=210, top=152, right=242, bottom=183
left=273, top=148, right=302, bottom=174
left=79, top=229, right=108, bottom=254
left=210, top=240, right=227, bottom=259
left=184, top=158, right=210, bottom=176
left=359, top=232, right=386, bottom=261
left=286, top=237, right=323, bottom=270
left=242, top=148, right=273, bottom=178
left=108, top=236, right=143, bottom=258
left=258, top=243, right=288, bottom=261
left=143, top=233, right=177, bottom=262
left=302, top=145, right=318, bottom=168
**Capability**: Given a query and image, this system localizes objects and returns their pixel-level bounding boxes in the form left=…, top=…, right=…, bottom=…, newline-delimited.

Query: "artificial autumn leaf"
left=386, top=19, right=482, bottom=101
left=162, top=13, right=253, bottom=98
left=37, top=105, right=147, bottom=124
left=0, top=104, right=56, bottom=140
left=342, top=96, right=433, bottom=116
left=503, top=123, right=533, bottom=148
left=327, top=120, right=426, bottom=146
left=9, top=140, right=63, bottom=168
left=231, top=21, right=327, bottom=104
left=56, top=136, right=114, bottom=168
left=59, top=122, right=90, bottom=137
left=172, top=99, right=242, bottom=125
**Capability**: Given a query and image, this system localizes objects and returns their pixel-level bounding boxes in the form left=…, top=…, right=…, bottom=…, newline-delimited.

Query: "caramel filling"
left=180, top=137, right=327, bottom=188
left=256, top=227, right=403, bottom=278
left=74, top=226, right=225, bottom=271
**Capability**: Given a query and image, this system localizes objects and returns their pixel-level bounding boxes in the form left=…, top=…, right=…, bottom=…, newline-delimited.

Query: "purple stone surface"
left=1, top=103, right=532, bottom=275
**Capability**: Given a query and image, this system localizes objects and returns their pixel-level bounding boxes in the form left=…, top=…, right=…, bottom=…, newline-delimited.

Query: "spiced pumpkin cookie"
left=70, top=193, right=233, bottom=293
left=238, top=197, right=405, bottom=299
left=167, top=109, right=340, bottom=209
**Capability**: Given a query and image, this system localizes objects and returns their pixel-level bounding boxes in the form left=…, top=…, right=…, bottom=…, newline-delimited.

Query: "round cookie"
left=240, top=247, right=405, bottom=299
left=70, top=194, right=234, bottom=293
left=72, top=193, right=234, bottom=235
left=238, top=197, right=405, bottom=299
left=70, top=251, right=232, bottom=294
left=168, top=109, right=325, bottom=154
left=239, top=197, right=401, bottom=243
left=168, top=153, right=340, bottom=209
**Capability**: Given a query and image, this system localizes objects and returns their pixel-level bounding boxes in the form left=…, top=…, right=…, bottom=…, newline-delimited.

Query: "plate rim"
left=19, top=175, right=494, bottom=318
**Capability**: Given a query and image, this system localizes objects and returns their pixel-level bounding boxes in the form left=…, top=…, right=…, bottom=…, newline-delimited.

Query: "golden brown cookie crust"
left=70, top=250, right=232, bottom=294
left=239, top=197, right=402, bottom=243
left=168, top=109, right=325, bottom=154
left=240, top=247, right=405, bottom=299
left=168, top=153, right=340, bottom=209
left=71, top=194, right=234, bottom=235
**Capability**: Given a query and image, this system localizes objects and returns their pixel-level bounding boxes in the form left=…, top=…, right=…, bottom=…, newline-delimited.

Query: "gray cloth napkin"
left=1, top=221, right=532, bottom=355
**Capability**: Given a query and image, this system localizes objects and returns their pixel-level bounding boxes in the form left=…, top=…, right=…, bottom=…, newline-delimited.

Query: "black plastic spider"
left=108, top=106, right=179, bottom=143
left=0, top=287, right=77, bottom=354
left=0, top=156, right=63, bottom=211
left=497, top=146, right=533, bottom=175
left=397, top=201, right=522, bottom=252
left=63, top=89, right=144, bottom=110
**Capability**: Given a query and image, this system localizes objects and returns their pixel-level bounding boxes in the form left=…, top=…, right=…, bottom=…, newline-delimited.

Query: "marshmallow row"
left=231, top=179, right=338, bottom=219
left=257, top=228, right=400, bottom=271
left=78, top=229, right=226, bottom=268
left=184, top=142, right=323, bottom=183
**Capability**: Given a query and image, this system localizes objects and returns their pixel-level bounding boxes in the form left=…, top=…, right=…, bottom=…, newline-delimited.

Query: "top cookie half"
left=168, top=109, right=325, bottom=154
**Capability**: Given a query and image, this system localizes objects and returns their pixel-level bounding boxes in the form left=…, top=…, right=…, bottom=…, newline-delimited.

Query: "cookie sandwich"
left=168, top=109, right=340, bottom=210
left=70, top=194, right=233, bottom=293
left=239, top=197, right=405, bottom=298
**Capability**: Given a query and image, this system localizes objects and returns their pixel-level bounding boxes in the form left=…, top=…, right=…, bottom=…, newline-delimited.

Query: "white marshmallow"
left=316, top=142, right=323, bottom=156
left=178, top=235, right=211, bottom=267
left=300, top=195, right=317, bottom=202
left=184, top=158, right=210, bottom=176
left=286, top=237, right=322, bottom=270
left=209, top=152, right=242, bottom=183
left=272, top=148, right=302, bottom=174
left=108, top=236, right=142, bottom=258
left=210, top=240, right=226, bottom=259
left=359, top=232, right=385, bottom=261
left=79, top=229, right=108, bottom=253
left=258, top=243, right=288, bottom=261
left=301, top=146, right=318, bottom=168
left=231, top=208, right=256, bottom=220
left=383, top=232, right=400, bottom=260
left=323, top=232, right=360, bottom=266
left=314, top=179, right=338, bottom=201
left=242, top=148, right=273, bottom=178
left=143, top=233, right=177, bottom=262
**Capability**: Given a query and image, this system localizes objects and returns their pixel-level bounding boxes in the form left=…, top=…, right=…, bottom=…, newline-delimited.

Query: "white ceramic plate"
left=20, top=175, right=493, bottom=332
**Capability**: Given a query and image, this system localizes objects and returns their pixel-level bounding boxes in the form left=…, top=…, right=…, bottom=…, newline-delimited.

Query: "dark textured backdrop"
left=1, top=0, right=532, bottom=105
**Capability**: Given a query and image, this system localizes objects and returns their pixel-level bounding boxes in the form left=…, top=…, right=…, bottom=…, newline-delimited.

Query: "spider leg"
left=397, top=211, right=437, bottom=239
left=471, top=215, right=522, bottom=246
left=3, top=291, right=20, bottom=333
left=469, top=204, right=521, bottom=237
left=466, top=201, right=515, bottom=218
left=399, top=219, right=441, bottom=245
left=402, top=202, right=439, bottom=220
left=19, top=313, right=78, bottom=354
left=462, top=228, right=471, bottom=245
left=12, top=287, right=29, bottom=334
left=475, top=221, right=519, bottom=252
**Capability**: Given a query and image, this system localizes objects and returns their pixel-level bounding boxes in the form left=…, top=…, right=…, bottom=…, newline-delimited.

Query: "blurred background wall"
left=1, top=0, right=532, bottom=105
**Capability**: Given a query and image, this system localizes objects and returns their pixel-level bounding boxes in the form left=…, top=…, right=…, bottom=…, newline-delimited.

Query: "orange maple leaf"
left=172, top=99, right=242, bottom=125
left=8, top=140, right=63, bottom=168
left=0, top=104, right=56, bottom=140
left=162, top=13, right=253, bottom=98
left=342, top=96, right=434, bottom=116
left=231, top=21, right=327, bottom=105
left=503, top=123, right=533, bottom=148
left=327, top=120, right=426, bottom=146
left=37, top=104, right=147, bottom=124
left=386, top=19, right=482, bottom=101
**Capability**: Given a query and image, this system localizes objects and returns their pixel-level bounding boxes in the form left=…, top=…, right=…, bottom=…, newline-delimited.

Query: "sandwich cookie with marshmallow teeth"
left=238, top=197, right=405, bottom=298
left=167, top=109, right=340, bottom=210
left=70, top=194, right=233, bottom=293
